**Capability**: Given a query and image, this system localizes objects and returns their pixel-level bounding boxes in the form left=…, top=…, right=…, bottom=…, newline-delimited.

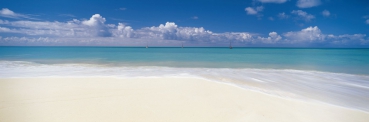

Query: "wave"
left=1, top=60, right=369, bottom=112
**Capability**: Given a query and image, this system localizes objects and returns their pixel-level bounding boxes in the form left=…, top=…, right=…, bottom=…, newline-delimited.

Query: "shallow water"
left=1, top=47, right=368, bottom=74
left=1, top=47, right=369, bottom=112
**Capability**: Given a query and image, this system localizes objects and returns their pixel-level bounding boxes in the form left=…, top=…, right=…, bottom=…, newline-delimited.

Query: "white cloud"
left=113, top=23, right=134, bottom=38
left=258, top=32, right=282, bottom=44
left=291, top=10, right=315, bottom=22
left=0, top=19, right=9, bottom=24
left=81, top=14, right=112, bottom=37
left=0, top=36, right=192, bottom=46
left=82, top=14, right=106, bottom=26
left=119, top=8, right=127, bottom=10
left=0, top=14, right=115, bottom=37
left=283, top=26, right=369, bottom=45
left=366, top=19, right=369, bottom=24
left=0, top=8, right=16, bottom=16
left=0, top=8, right=35, bottom=19
left=257, top=0, right=287, bottom=3
left=296, top=0, right=321, bottom=8
left=0, top=19, right=92, bottom=37
left=322, top=10, right=330, bottom=17
left=330, top=34, right=369, bottom=45
left=0, top=26, right=17, bottom=33
left=135, top=22, right=253, bottom=42
left=245, top=6, right=263, bottom=15
left=136, top=22, right=180, bottom=40
left=284, top=26, right=325, bottom=43
left=0, top=16, right=256, bottom=43
left=245, top=7, right=257, bottom=15
left=278, top=12, right=289, bottom=19
left=0, top=13, right=368, bottom=46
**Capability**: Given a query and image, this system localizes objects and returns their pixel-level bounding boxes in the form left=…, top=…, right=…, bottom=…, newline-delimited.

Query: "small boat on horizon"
left=229, top=42, right=233, bottom=49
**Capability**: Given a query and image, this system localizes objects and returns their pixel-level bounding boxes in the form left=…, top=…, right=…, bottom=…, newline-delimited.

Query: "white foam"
left=1, top=61, right=369, bottom=112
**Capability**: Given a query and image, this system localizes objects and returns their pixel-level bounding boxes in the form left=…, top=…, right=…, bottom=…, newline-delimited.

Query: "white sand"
left=0, top=77, right=368, bottom=122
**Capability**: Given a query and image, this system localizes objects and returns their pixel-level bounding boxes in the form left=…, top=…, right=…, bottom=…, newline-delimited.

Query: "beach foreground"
left=1, top=77, right=368, bottom=122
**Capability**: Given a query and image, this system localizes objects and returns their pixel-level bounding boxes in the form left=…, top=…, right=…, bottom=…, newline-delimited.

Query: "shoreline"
left=1, top=72, right=369, bottom=112
left=1, top=77, right=368, bottom=122
left=2, top=59, right=369, bottom=76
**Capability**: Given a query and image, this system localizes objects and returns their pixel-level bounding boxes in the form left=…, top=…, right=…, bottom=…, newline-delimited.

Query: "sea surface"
left=1, top=47, right=369, bottom=112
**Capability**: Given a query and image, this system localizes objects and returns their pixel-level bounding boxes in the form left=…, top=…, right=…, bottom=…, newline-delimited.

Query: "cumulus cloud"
left=0, top=12, right=113, bottom=37
left=245, top=6, right=263, bottom=15
left=135, top=22, right=253, bottom=43
left=340, top=34, right=368, bottom=43
left=0, top=19, right=91, bottom=37
left=0, top=14, right=113, bottom=37
left=284, top=26, right=324, bottom=43
left=321, top=10, right=330, bottom=17
left=82, top=14, right=112, bottom=37
left=0, top=13, right=368, bottom=47
left=291, top=10, right=315, bottom=22
left=257, top=0, right=287, bottom=3
left=0, top=8, right=35, bottom=19
left=0, top=15, right=255, bottom=44
left=135, top=22, right=180, bottom=40
left=113, top=23, right=134, bottom=38
left=258, top=32, right=282, bottom=44
left=328, top=34, right=369, bottom=45
left=296, top=0, right=321, bottom=8
left=283, top=26, right=369, bottom=45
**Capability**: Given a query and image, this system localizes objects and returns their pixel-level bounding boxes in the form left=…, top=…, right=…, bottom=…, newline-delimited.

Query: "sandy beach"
left=0, top=77, right=368, bottom=122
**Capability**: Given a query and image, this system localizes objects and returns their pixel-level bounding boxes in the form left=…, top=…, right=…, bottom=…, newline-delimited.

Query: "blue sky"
left=0, top=0, right=368, bottom=47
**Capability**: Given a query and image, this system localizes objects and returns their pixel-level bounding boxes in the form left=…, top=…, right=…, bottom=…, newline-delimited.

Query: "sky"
left=0, top=0, right=368, bottom=47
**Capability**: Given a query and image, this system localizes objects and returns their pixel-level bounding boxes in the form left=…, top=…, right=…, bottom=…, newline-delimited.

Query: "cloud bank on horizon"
left=0, top=0, right=369, bottom=47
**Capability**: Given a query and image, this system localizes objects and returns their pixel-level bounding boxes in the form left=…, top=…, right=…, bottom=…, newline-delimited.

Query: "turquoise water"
left=1, top=46, right=369, bottom=111
left=0, top=47, right=368, bottom=75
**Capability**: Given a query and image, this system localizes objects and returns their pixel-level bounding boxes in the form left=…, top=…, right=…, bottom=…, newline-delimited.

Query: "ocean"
left=1, top=47, right=369, bottom=112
